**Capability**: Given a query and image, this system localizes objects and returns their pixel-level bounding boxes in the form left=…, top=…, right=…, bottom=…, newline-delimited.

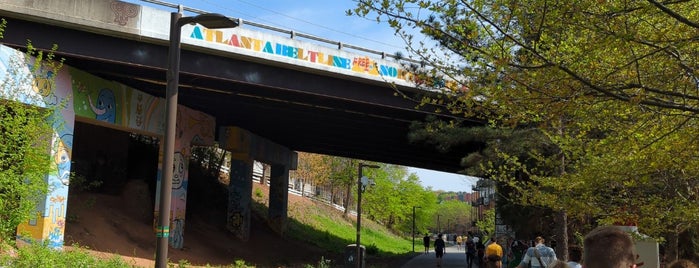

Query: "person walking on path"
left=476, top=240, right=486, bottom=268
left=583, top=226, right=637, bottom=268
left=466, top=239, right=477, bottom=268
left=516, top=236, right=557, bottom=268
left=567, top=245, right=582, bottom=268
left=457, top=235, right=463, bottom=251
left=423, top=233, right=431, bottom=254
left=435, top=233, right=446, bottom=267
left=485, top=236, right=504, bottom=268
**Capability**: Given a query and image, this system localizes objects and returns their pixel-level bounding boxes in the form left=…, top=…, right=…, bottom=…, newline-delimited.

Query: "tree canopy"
left=350, top=0, right=699, bottom=258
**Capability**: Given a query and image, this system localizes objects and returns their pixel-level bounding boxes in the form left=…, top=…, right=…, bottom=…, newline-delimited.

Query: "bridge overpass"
left=0, top=0, right=482, bottom=173
left=0, top=0, right=484, bottom=253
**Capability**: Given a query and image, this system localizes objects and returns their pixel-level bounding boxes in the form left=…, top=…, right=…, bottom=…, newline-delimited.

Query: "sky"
left=124, top=0, right=477, bottom=192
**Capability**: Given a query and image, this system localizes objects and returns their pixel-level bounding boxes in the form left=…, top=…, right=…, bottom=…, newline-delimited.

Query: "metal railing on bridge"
left=139, top=0, right=424, bottom=66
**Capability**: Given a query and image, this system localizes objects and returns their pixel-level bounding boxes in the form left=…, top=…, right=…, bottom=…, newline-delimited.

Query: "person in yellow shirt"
left=485, top=236, right=503, bottom=268
left=456, top=235, right=463, bottom=250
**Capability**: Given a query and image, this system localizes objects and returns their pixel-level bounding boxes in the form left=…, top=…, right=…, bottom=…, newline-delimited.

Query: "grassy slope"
left=254, top=184, right=416, bottom=266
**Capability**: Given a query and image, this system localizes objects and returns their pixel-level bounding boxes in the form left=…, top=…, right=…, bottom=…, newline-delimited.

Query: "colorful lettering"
left=187, top=28, right=414, bottom=84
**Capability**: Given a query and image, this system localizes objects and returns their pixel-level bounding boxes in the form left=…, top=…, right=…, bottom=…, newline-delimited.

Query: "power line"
left=199, top=0, right=405, bottom=52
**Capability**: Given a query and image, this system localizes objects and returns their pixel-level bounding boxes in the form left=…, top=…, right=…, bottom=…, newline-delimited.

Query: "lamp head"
left=179, top=13, right=239, bottom=29
left=360, top=176, right=375, bottom=192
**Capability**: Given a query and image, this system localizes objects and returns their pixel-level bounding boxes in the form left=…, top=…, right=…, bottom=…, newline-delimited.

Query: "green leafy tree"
left=350, top=0, right=699, bottom=261
left=476, top=208, right=496, bottom=241
left=0, top=19, right=62, bottom=243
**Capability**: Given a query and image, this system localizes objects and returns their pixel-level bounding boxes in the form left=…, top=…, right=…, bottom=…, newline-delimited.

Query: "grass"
left=0, top=185, right=415, bottom=267
left=0, top=242, right=132, bottom=268
left=281, top=193, right=414, bottom=257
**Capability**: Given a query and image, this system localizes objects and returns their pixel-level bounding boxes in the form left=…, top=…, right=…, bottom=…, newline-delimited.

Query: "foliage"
left=433, top=199, right=471, bottom=234
left=304, top=256, right=332, bottom=268
left=293, top=152, right=442, bottom=236
left=476, top=208, right=495, bottom=240
left=350, top=0, right=699, bottom=256
left=0, top=242, right=132, bottom=268
left=190, top=145, right=229, bottom=179
left=0, top=18, right=63, bottom=243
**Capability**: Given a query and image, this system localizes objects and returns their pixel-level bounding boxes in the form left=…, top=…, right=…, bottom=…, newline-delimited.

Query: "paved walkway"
left=401, top=245, right=479, bottom=268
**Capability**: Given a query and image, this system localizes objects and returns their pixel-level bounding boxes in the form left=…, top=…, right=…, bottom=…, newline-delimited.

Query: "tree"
left=0, top=19, right=62, bottom=243
left=291, top=151, right=332, bottom=197
left=350, top=0, right=699, bottom=260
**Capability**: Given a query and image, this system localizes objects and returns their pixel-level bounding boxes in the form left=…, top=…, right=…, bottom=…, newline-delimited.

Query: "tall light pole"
left=412, top=206, right=421, bottom=252
left=356, top=163, right=379, bottom=268
left=156, top=8, right=238, bottom=268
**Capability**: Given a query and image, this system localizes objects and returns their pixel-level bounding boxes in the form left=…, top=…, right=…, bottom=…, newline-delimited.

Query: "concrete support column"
left=226, top=153, right=253, bottom=241
left=16, top=134, right=73, bottom=249
left=268, top=164, right=289, bottom=235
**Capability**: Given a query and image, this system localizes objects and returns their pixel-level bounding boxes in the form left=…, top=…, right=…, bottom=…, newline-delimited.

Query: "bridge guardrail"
left=139, top=0, right=423, bottom=65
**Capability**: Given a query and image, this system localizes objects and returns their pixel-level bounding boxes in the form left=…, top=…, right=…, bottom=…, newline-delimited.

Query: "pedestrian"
left=423, top=233, right=431, bottom=254
left=567, top=245, right=582, bottom=268
left=485, top=236, right=504, bottom=268
left=583, top=226, right=637, bottom=268
left=435, top=233, right=446, bottom=267
left=477, top=240, right=486, bottom=268
left=509, top=240, right=526, bottom=268
left=549, top=260, right=570, bottom=268
left=466, top=239, right=477, bottom=268
left=457, top=234, right=463, bottom=250
left=516, top=236, right=557, bottom=268
left=668, top=259, right=698, bottom=268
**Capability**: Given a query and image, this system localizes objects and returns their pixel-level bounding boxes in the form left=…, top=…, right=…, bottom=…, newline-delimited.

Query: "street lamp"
left=412, top=206, right=421, bottom=252
left=356, top=163, right=379, bottom=268
left=156, top=8, right=238, bottom=268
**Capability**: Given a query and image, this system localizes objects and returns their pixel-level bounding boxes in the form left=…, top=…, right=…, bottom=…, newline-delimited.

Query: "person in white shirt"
left=567, top=245, right=582, bottom=268
left=516, top=236, right=557, bottom=268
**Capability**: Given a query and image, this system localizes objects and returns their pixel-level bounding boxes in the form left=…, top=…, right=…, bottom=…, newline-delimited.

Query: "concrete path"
left=401, top=245, right=479, bottom=268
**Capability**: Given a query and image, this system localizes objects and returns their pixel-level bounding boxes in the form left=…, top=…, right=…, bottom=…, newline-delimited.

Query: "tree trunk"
left=554, top=210, right=568, bottom=260
left=666, top=228, right=679, bottom=263
left=343, top=182, right=351, bottom=217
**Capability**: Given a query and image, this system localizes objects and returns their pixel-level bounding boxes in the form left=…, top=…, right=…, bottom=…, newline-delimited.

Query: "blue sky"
left=131, top=0, right=406, bottom=55
left=123, top=0, right=475, bottom=192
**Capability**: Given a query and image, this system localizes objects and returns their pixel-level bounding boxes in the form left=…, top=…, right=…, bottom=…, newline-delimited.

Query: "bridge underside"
left=1, top=17, right=483, bottom=173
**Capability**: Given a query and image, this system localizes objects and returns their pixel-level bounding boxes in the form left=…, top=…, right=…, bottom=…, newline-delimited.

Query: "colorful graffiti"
left=1, top=44, right=217, bottom=249
left=189, top=26, right=416, bottom=83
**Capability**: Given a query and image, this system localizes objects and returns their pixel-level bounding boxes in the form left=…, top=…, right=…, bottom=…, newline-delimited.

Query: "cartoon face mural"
left=172, top=152, right=185, bottom=189
left=88, top=88, right=116, bottom=123
left=55, top=139, right=71, bottom=186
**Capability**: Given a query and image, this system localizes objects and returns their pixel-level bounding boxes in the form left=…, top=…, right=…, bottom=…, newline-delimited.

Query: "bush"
left=1, top=242, right=131, bottom=267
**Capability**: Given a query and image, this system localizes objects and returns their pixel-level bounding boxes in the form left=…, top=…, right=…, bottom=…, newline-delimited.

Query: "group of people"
left=422, top=226, right=697, bottom=268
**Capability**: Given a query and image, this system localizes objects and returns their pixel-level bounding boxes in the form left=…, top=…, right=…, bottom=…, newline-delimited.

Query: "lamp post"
left=412, top=206, right=421, bottom=252
left=356, top=163, right=379, bottom=268
left=156, top=8, right=238, bottom=268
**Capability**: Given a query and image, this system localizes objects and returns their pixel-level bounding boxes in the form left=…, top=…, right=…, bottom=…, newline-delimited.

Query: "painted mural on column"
left=1, top=45, right=75, bottom=248
left=0, top=44, right=217, bottom=249
left=153, top=107, right=216, bottom=248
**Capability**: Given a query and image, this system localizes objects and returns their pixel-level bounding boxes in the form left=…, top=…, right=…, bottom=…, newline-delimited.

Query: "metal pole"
left=356, top=164, right=363, bottom=268
left=156, top=11, right=182, bottom=268
left=437, top=215, right=441, bottom=234
left=412, top=206, right=417, bottom=252
left=355, top=163, right=379, bottom=268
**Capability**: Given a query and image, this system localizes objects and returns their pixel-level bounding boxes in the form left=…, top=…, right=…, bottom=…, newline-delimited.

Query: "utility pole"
left=412, top=206, right=421, bottom=252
